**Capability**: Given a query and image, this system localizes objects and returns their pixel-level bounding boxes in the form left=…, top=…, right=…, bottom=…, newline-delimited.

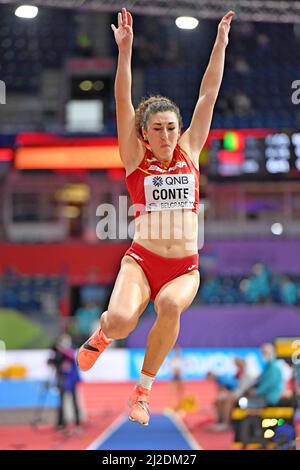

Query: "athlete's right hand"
left=111, top=7, right=133, bottom=50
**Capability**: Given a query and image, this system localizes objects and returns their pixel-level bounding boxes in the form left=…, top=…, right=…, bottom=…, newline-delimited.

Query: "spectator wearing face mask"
left=48, top=334, right=82, bottom=430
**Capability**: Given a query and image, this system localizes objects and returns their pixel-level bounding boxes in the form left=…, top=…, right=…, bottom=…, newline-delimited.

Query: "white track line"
left=86, top=412, right=127, bottom=450
left=167, top=411, right=202, bottom=450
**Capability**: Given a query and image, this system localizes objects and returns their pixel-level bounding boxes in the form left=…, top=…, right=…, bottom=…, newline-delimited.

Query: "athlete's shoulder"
left=126, top=146, right=149, bottom=177
left=176, top=143, right=199, bottom=172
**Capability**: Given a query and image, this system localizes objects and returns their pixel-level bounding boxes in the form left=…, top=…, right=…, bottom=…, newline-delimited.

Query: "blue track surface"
left=96, top=414, right=194, bottom=450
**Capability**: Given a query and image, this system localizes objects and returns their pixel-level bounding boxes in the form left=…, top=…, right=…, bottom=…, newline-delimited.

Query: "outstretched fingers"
left=118, top=11, right=122, bottom=27
left=112, top=8, right=132, bottom=33
left=127, top=10, right=133, bottom=28
left=122, top=8, right=127, bottom=25
left=222, top=10, right=235, bottom=25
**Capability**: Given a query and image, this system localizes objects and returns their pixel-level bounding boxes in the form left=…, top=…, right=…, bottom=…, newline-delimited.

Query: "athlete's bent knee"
left=155, top=296, right=181, bottom=321
left=102, top=308, right=137, bottom=339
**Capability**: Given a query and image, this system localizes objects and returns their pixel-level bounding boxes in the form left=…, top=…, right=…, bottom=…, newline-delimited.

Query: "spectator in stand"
left=240, top=262, right=271, bottom=304
left=74, top=301, right=101, bottom=342
left=280, top=276, right=298, bottom=305
left=246, top=343, right=284, bottom=407
left=252, top=263, right=271, bottom=301
left=210, top=357, right=258, bottom=430
left=232, top=89, right=253, bottom=117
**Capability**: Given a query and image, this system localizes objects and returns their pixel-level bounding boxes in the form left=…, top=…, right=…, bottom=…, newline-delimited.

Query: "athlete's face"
left=143, top=111, right=180, bottom=162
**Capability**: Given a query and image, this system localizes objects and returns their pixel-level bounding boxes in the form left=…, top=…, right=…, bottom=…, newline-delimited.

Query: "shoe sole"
left=128, top=400, right=149, bottom=426
left=128, top=415, right=149, bottom=426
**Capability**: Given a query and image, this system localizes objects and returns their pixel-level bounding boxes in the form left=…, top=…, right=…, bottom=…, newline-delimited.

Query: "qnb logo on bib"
left=152, top=176, right=164, bottom=187
left=144, top=174, right=195, bottom=211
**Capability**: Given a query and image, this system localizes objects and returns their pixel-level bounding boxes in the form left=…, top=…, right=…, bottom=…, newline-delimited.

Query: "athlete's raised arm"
left=180, top=11, right=235, bottom=165
left=111, top=8, right=143, bottom=172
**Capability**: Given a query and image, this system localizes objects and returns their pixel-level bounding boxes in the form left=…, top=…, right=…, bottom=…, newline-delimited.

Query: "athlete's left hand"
left=216, top=11, right=235, bottom=47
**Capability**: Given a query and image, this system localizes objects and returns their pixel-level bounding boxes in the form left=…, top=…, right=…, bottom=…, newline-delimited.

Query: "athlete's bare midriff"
left=133, top=209, right=198, bottom=258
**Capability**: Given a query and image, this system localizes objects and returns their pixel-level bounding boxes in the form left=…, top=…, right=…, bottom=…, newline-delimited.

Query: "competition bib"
left=144, top=174, right=195, bottom=211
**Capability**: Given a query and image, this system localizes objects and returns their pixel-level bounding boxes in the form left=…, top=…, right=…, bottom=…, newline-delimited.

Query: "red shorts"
left=124, top=242, right=199, bottom=301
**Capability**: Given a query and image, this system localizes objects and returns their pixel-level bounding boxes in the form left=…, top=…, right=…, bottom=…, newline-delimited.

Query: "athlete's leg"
left=77, top=256, right=150, bottom=371
left=101, top=256, right=151, bottom=339
left=128, top=270, right=199, bottom=425
left=142, top=270, right=200, bottom=376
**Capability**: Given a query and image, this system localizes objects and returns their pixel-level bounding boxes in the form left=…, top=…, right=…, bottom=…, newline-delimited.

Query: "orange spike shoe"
left=77, top=329, right=112, bottom=371
left=128, top=385, right=151, bottom=426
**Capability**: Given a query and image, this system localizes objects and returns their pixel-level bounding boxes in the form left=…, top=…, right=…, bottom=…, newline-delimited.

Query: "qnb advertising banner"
left=128, top=348, right=263, bottom=381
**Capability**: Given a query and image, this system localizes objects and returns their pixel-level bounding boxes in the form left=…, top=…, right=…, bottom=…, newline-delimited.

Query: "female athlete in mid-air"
left=78, top=8, right=234, bottom=425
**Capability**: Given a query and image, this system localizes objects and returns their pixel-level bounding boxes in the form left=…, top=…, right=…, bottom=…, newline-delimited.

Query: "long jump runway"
left=88, top=413, right=200, bottom=450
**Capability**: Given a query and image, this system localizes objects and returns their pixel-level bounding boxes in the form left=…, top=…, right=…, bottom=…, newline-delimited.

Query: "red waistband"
left=130, top=241, right=198, bottom=264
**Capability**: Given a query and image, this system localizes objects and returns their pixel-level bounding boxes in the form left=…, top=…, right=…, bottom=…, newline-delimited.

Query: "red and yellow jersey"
left=126, top=144, right=199, bottom=218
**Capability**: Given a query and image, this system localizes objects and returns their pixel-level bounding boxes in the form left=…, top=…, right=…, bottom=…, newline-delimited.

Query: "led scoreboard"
left=11, top=129, right=300, bottom=180
left=202, top=129, right=300, bottom=180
